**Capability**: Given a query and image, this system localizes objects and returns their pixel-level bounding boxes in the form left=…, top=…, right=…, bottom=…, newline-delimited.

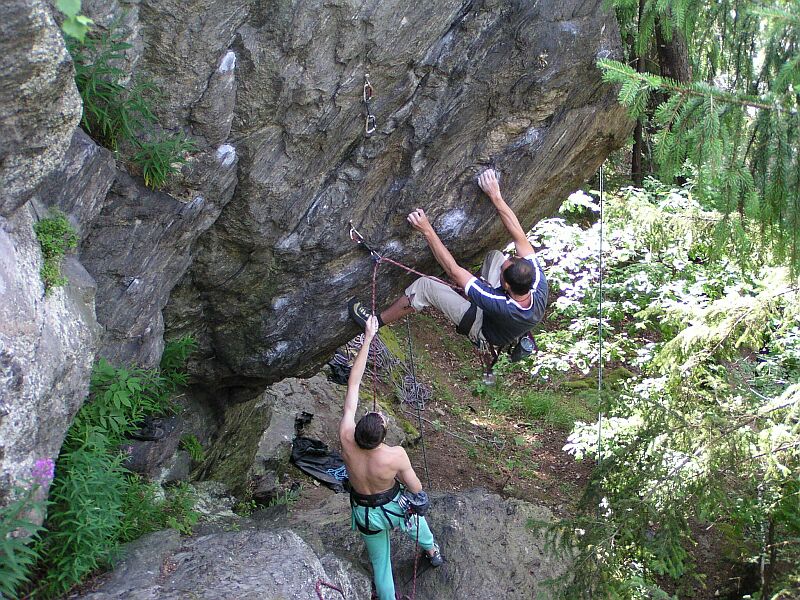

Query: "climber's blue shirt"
left=463, top=254, right=548, bottom=347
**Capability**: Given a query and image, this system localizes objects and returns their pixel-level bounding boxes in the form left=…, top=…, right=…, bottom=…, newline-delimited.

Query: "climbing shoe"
left=427, top=543, right=443, bottom=567
left=347, top=298, right=382, bottom=329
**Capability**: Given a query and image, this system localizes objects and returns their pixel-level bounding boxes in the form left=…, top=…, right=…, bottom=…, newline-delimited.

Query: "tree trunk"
left=655, top=25, right=692, bottom=82
left=631, top=0, right=646, bottom=186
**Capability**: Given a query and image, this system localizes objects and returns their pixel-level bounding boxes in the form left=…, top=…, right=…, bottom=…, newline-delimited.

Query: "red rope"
left=315, top=579, right=345, bottom=599
left=410, top=517, right=421, bottom=600
left=370, top=259, right=380, bottom=412
left=353, top=224, right=432, bottom=600
left=376, top=255, right=462, bottom=292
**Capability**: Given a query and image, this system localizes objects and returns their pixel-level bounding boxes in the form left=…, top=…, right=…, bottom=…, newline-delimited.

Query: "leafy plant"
left=602, top=0, right=800, bottom=274
left=68, top=28, right=155, bottom=151
left=267, top=487, right=301, bottom=509
left=131, top=134, right=196, bottom=189
left=119, top=478, right=199, bottom=541
left=179, top=434, right=204, bottom=463
left=31, top=338, right=196, bottom=598
left=55, top=0, right=93, bottom=42
left=233, top=498, right=258, bottom=517
left=0, top=460, right=53, bottom=599
left=522, top=181, right=800, bottom=598
left=33, top=211, right=77, bottom=294
left=36, top=447, right=128, bottom=597
left=160, top=336, right=198, bottom=390
left=67, top=25, right=196, bottom=189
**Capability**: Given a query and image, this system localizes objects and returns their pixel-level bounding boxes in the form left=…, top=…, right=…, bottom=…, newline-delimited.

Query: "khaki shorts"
left=405, top=250, right=505, bottom=345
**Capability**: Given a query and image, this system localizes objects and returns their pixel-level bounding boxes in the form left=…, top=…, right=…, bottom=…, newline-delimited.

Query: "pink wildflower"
left=31, top=457, right=55, bottom=486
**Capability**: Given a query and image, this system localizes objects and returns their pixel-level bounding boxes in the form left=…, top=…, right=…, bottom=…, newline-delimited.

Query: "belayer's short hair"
left=354, top=412, right=387, bottom=449
left=502, top=257, right=535, bottom=295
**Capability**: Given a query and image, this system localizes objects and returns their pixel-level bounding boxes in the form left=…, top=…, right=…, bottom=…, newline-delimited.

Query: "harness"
left=456, top=296, right=538, bottom=380
left=349, top=480, right=407, bottom=535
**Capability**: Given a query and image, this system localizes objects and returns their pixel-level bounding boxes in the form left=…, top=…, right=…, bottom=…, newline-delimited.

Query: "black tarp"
left=290, top=436, right=348, bottom=492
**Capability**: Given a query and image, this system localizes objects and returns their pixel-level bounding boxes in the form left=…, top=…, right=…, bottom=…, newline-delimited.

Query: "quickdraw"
left=363, top=74, right=376, bottom=135
left=348, top=222, right=461, bottom=292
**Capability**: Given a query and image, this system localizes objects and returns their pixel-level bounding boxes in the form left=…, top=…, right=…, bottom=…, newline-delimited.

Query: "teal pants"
left=351, top=494, right=435, bottom=600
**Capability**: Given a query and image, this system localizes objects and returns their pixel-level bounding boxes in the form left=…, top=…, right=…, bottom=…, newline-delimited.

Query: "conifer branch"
left=598, top=58, right=784, bottom=112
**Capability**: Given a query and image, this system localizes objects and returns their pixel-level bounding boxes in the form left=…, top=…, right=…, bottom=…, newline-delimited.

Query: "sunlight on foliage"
left=520, top=179, right=799, bottom=599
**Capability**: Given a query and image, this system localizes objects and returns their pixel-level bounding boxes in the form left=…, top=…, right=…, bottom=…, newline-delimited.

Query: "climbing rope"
left=407, top=518, right=422, bottom=600
left=315, top=579, right=345, bottom=600
left=350, top=222, right=434, bottom=600
left=400, top=374, right=431, bottom=410
left=349, top=223, right=462, bottom=292
left=370, top=258, right=380, bottom=411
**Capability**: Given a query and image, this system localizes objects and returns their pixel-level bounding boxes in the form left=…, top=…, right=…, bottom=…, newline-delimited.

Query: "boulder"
left=0, top=0, right=81, bottom=216
left=76, top=528, right=372, bottom=600
left=71, top=489, right=565, bottom=599
left=288, top=489, right=566, bottom=599
left=121, top=416, right=183, bottom=480
left=162, top=0, right=633, bottom=396
left=77, top=155, right=237, bottom=367
left=0, top=207, right=98, bottom=503
left=196, top=373, right=408, bottom=501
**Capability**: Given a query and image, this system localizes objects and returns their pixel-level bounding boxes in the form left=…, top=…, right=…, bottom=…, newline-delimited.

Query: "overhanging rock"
left=162, top=0, right=633, bottom=398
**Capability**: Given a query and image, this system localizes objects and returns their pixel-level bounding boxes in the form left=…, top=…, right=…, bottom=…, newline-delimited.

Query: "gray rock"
left=79, top=162, right=235, bottom=367
left=288, top=489, right=566, bottom=599
left=196, top=373, right=407, bottom=500
left=0, top=207, right=98, bottom=505
left=71, top=530, right=182, bottom=599
left=0, top=0, right=81, bottom=217
left=77, top=528, right=371, bottom=600
left=191, top=480, right=239, bottom=523
left=121, top=416, right=183, bottom=479
left=156, top=449, right=193, bottom=485
left=134, top=0, right=252, bottom=129
left=32, top=129, right=117, bottom=240
left=73, top=490, right=565, bottom=599
left=191, top=50, right=238, bottom=145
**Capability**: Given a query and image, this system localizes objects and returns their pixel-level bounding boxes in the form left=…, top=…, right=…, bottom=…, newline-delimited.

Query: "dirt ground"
left=394, top=311, right=592, bottom=517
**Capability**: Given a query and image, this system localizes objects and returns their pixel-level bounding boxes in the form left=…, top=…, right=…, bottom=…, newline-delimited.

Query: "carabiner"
left=363, top=75, right=373, bottom=103
left=365, top=114, right=376, bottom=135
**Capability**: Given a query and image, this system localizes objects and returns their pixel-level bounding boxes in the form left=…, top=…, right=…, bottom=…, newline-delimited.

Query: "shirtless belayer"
left=338, top=315, right=442, bottom=600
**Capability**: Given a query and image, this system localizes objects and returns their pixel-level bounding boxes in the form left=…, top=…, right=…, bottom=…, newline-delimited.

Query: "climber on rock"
left=348, top=168, right=548, bottom=351
left=339, top=315, right=443, bottom=600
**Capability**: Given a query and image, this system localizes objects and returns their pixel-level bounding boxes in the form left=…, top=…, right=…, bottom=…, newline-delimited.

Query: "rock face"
left=196, top=372, right=408, bottom=501
left=289, top=489, right=565, bottom=600
left=0, top=1, right=95, bottom=499
left=77, top=528, right=372, bottom=600
left=0, top=207, right=99, bottom=502
left=1, top=0, right=631, bottom=507
left=158, top=0, right=632, bottom=398
left=0, top=0, right=82, bottom=216
left=72, top=490, right=564, bottom=599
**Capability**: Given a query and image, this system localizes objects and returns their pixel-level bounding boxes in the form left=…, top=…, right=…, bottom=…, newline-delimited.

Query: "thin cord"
left=597, top=164, right=605, bottom=466
left=406, top=316, right=432, bottom=490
